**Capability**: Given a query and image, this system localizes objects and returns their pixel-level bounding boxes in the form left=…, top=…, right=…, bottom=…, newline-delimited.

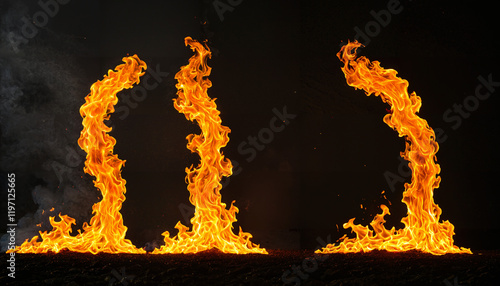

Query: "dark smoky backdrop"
left=1, top=0, right=498, bottom=251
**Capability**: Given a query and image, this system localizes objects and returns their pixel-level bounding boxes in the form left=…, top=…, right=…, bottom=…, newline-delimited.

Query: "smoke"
left=0, top=1, right=96, bottom=250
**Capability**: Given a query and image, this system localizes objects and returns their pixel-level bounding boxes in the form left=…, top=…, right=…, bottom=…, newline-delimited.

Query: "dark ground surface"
left=1, top=249, right=499, bottom=286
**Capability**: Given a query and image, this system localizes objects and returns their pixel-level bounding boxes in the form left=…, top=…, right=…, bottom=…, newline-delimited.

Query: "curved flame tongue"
left=317, top=41, right=471, bottom=255
left=10, top=55, right=147, bottom=254
left=153, top=37, right=267, bottom=254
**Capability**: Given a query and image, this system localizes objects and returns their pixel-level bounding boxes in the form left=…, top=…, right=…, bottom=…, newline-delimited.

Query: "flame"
left=317, top=41, right=471, bottom=255
left=9, top=55, right=147, bottom=254
left=153, top=37, right=267, bottom=254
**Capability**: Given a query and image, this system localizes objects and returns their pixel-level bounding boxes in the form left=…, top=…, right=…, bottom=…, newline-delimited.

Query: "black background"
left=1, top=0, right=498, bottom=252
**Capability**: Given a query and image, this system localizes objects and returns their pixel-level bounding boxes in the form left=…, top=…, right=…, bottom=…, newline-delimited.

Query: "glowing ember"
left=317, top=41, right=471, bottom=255
left=153, top=37, right=267, bottom=254
left=9, top=55, right=147, bottom=254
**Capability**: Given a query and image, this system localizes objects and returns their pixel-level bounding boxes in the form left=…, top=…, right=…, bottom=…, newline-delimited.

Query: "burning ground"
left=1, top=250, right=499, bottom=285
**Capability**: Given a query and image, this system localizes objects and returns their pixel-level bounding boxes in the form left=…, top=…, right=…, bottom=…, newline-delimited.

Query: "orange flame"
left=9, top=55, right=147, bottom=254
left=153, top=37, right=267, bottom=254
left=317, top=41, right=471, bottom=255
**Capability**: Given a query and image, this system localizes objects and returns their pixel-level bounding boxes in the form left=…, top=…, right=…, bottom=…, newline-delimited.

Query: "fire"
left=9, top=55, right=147, bottom=254
left=153, top=37, right=267, bottom=254
left=317, top=41, right=471, bottom=255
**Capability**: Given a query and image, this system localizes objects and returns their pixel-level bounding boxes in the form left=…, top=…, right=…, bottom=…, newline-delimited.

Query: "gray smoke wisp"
left=0, top=1, right=96, bottom=250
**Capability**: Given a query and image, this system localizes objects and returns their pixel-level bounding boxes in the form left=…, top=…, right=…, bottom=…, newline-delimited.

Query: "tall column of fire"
left=153, top=37, right=267, bottom=254
left=317, top=41, right=471, bottom=255
left=9, top=56, right=147, bottom=254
